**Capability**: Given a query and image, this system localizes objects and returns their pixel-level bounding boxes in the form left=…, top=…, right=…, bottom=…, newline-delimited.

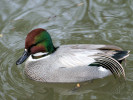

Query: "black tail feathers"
left=112, top=51, right=130, bottom=63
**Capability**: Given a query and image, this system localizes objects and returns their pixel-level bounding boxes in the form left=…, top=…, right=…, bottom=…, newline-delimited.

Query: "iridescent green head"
left=25, top=28, right=55, bottom=54
left=16, top=28, right=56, bottom=65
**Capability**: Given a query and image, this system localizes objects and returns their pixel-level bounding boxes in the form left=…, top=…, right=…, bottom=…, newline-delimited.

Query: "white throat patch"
left=28, top=54, right=50, bottom=62
left=33, top=52, right=48, bottom=57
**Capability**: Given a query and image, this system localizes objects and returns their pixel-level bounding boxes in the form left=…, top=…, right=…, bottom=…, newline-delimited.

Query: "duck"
left=16, top=28, right=129, bottom=83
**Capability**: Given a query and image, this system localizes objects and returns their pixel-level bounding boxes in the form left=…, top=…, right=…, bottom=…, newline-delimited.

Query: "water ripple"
left=0, top=0, right=133, bottom=100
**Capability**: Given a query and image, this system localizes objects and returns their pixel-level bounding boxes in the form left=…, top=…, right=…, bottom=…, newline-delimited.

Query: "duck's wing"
left=61, top=44, right=129, bottom=62
left=57, top=44, right=129, bottom=78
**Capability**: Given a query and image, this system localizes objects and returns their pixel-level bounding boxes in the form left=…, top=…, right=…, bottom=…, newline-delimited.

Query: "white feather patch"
left=33, top=52, right=48, bottom=56
left=98, top=67, right=108, bottom=72
left=27, top=55, right=50, bottom=62
left=98, top=67, right=112, bottom=78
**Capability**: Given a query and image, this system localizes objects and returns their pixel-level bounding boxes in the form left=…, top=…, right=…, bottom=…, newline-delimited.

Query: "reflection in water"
left=0, top=0, right=133, bottom=100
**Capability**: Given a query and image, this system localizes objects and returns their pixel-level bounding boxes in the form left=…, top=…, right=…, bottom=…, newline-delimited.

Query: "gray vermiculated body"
left=25, top=60, right=111, bottom=83
left=24, top=44, right=124, bottom=83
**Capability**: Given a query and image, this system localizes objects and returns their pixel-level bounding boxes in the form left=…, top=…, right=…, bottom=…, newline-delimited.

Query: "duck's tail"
left=112, top=50, right=130, bottom=63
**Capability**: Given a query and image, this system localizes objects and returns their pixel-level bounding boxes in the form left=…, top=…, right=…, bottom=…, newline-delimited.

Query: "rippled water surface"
left=0, top=0, right=133, bottom=100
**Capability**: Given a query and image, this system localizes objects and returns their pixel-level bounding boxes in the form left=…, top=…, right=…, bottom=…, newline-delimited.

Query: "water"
left=0, top=0, right=133, bottom=100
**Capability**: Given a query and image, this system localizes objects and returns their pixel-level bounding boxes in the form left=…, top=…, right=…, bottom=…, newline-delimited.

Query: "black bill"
left=16, top=50, right=30, bottom=65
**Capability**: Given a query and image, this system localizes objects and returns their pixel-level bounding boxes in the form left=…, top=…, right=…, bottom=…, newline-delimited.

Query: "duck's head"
left=16, top=28, right=56, bottom=65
